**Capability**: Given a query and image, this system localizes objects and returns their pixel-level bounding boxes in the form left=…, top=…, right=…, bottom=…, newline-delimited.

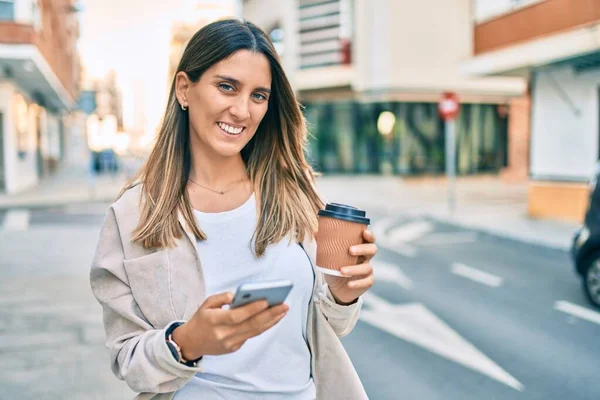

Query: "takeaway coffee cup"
left=315, top=203, right=370, bottom=276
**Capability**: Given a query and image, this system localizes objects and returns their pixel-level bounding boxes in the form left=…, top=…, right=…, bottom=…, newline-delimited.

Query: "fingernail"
left=340, top=267, right=347, bottom=274
left=350, top=247, right=357, bottom=254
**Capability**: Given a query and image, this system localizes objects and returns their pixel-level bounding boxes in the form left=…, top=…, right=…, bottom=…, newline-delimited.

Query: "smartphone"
left=230, top=279, right=294, bottom=309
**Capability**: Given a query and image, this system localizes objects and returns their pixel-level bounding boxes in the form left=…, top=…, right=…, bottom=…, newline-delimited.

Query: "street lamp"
left=377, top=111, right=396, bottom=136
left=377, top=111, right=396, bottom=175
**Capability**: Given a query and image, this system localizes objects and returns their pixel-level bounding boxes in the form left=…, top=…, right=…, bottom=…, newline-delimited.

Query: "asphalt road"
left=343, top=215, right=598, bottom=400
left=0, top=206, right=597, bottom=400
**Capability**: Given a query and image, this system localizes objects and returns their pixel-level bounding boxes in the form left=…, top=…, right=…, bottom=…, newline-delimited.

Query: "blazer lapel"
left=177, top=210, right=206, bottom=319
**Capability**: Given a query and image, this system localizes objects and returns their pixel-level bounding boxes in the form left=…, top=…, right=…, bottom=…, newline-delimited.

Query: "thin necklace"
left=188, top=177, right=246, bottom=195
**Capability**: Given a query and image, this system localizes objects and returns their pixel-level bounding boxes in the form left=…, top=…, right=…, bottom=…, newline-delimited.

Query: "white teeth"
left=218, top=122, right=243, bottom=135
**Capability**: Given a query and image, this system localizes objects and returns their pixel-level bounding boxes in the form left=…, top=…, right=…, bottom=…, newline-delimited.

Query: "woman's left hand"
left=325, top=230, right=377, bottom=305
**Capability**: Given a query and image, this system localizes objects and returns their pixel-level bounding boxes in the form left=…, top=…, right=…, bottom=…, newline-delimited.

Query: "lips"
left=217, top=122, right=244, bottom=135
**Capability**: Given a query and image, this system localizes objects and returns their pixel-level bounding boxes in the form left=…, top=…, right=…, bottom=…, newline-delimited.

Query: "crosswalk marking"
left=451, top=263, right=504, bottom=287
left=372, top=218, right=418, bottom=258
left=387, top=221, right=433, bottom=243
left=417, top=232, right=478, bottom=245
left=554, top=301, right=600, bottom=326
left=1, top=210, right=30, bottom=231
left=382, top=242, right=418, bottom=258
left=372, top=260, right=413, bottom=289
left=372, top=217, right=481, bottom=258
left=371, top=217, right=398, bottom=239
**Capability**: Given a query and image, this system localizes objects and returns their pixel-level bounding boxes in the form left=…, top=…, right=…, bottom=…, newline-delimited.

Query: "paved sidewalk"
left=0, top=166, right=129, bottom=210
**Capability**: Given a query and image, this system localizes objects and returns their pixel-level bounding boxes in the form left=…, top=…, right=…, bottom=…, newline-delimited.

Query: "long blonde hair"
left=122, top=18, right=323, bottom=257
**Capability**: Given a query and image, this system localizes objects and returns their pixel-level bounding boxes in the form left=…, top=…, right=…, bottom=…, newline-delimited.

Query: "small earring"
left=180, top=103, right=187, bottom=111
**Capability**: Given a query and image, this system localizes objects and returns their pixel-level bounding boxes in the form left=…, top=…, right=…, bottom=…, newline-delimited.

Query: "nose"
left=229, top=96, right=250, bottom=121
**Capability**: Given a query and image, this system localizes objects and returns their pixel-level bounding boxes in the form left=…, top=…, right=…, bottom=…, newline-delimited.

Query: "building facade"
left=243, top=0, right=527, bottom=177
left=463, top=0, right=599, bottom=222
left=78, top=69, right=127, bottom=157
left=168, top=0, right=239, bottom=83
left=0, top=0, right=80, bottom=193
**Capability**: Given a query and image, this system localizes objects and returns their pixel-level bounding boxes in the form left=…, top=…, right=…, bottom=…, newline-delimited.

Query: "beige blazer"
left=90, top=184, right=369, bottom=400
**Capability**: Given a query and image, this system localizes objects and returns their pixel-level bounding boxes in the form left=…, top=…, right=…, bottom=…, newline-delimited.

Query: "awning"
left=0, top=43, right=75, bottom=110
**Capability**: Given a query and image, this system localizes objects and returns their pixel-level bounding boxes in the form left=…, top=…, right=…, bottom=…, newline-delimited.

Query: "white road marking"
left=371, top=217, right=397, bottom=239
left=451, top=263, right=503, bottom=288
left=361, top=292, right=524, bottom=392
left=387, top=221, right=433, bottom=243
left=417, top=232, right=478, bottom=246
left=1, top=210, right=30, bottom=231
left=371, top=217, right=418, bottom=258
left=372, top=260, right=413, bottom=289
left=383, top=242, right=418, bottom=258
left=554, top=301, right=600, bottom=326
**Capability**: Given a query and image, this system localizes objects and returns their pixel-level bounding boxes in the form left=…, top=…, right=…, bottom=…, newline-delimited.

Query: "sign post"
left=438, top=92, right=460, bottom=214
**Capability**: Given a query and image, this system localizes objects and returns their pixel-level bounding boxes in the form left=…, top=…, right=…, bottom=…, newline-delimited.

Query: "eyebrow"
left=214, top=74, right=271, bottom=94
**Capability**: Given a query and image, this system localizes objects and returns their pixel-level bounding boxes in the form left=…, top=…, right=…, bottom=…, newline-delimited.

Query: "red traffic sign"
left=438, top=92, right=460, bottom=121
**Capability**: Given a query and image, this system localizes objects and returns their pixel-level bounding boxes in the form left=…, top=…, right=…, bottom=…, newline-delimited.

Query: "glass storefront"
left=303, top=101, right=508, bottom=175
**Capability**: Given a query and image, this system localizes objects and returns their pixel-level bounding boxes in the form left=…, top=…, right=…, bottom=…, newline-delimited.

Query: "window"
left=298, top=0, right=354, bottom=69
left=269, top=27, right=284, bottom=56
left=0, top=0, right=14, bottom=21
left=32, top=0, right=42, bottom=30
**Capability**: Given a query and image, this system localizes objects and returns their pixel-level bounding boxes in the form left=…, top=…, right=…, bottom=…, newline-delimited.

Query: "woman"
left=90, top=18, right=376, bottom=400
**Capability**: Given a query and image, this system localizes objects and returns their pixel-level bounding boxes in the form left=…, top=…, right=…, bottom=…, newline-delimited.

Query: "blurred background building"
left=0, top=0, right=81, bottom=194
left=77, top=68, right=127, bottom=172
left=463, top=0, right=599, bottom=222
left=244, top=0, right=600, bottom=223
left=168, top=0, right=239, bottom=82
left=244, top=0, right=527, bottom=179
left=1, top=0, right=595, bottom=225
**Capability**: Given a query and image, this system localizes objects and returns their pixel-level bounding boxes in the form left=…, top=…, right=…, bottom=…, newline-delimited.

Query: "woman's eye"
left=252, top=93, right=267, bottom=101
left=219, top=83, right=234, bottom=92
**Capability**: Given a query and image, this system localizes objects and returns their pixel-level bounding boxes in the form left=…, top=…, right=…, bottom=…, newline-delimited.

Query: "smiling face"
left=176, top=50, right=272, bottom=160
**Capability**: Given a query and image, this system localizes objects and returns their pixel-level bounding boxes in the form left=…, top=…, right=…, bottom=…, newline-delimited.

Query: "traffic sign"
left=439, top=92, right=460, bottom=121
left=439, top=92, right=459, bottom=213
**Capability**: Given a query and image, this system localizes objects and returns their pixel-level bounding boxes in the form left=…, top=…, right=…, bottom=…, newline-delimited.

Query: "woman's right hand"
left=172, top=291, right=289, bottom=361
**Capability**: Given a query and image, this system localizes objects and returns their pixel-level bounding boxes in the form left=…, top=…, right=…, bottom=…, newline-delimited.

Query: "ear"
left=175, top=71, right=191, bottom=108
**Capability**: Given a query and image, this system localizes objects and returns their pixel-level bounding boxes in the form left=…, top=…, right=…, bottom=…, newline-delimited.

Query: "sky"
left=77, top=0, right=238, bottom=138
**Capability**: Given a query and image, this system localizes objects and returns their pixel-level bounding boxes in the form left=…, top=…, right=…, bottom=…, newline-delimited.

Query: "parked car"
left=572, top=161, right=600, bottom=308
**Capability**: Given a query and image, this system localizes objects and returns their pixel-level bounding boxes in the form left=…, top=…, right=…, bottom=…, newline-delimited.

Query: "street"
left=0, top=205, right=597, bottom=400
left=346, top=215, right=598, bottom=400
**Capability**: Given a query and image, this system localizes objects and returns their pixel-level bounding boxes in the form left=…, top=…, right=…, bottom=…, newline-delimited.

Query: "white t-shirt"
left=173, top=193, right=316, bottom=399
